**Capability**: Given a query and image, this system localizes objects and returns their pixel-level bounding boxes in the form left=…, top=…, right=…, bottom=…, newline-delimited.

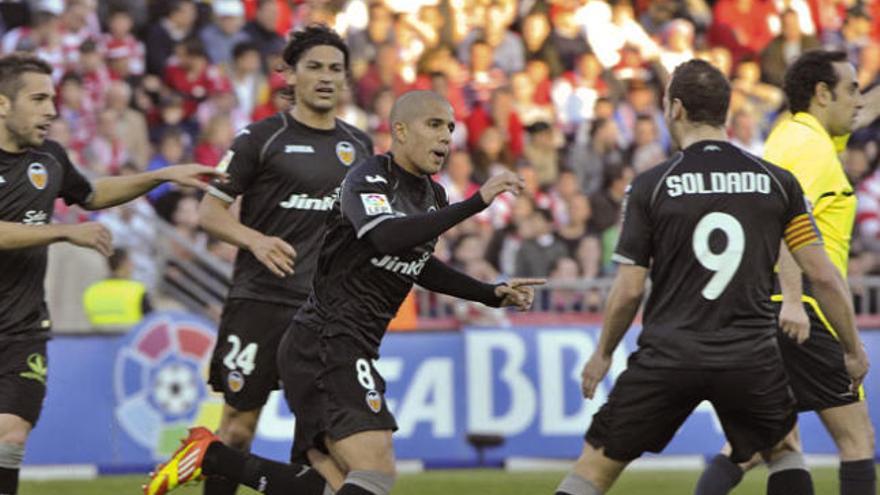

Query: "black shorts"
left=208, top=298, right=302, bottom=411
left=586, top=359, right=796, bottom=463
left=774, top=298, right=864, bottom=412
left=0, top=338, right=49, bottom=426
left=278, top=321, right=397, bottom=464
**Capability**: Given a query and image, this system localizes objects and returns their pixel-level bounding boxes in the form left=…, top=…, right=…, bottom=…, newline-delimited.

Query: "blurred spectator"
left=626, top=114, right=667, bottom=173
left=729, top=108, right=764, bottom=156
left=857, top=43, right=880, bottom=89
left=194, top=114, right=234, bottom=167
left=347, top=1, right=395, bottom=75
left=3, top=1, right=66, bottom=81
left=356, top=43, right=411, bottom=109
left=514, top=209, right=569, bottom=278
left=470, top=126, right=515, bottom=184
left=588, top=164, right=634, bottom=236
left=242, top=0, right=285, bottom=61
left=760, top=9, right=820, bottom=88
left=200, top=0, right=247, bottom=65
left=146, top=128, right=188, bottom=203
left=521, top=121, right=559, bottom=188
left=438, top=150, right=480, bottom=204
left=57, top=72, right=95, bottom=156
left=101, top=8, right=145, bottom=76
left=557, top=193, right=593, bottom=254
left=251, top=72, right=291, bottom=121
left=164, top=37, right=229, bottom=120
left=546, top=256, right=583, bottom=311
left=462, top=39, right=507, bottom=107
left=96, top=181, right=160, bottom=288
left=658, top=18, right=695, bottom=75
left=59, top=0, right=100, bottom=68
left=82, top=248, right=152, bottom=330
left=511, top=71, right=554, bottom=126
left=614, top=80, right=667, bottom=150
left=709, top=0, right=776, bottom=63
left=486, top=195, right=535, bottom=274
left=730, top=58, right=784, bottom=118
left=857, top=159, right=880, bottom=255
left=466, top=86, right=524, bottom=160
left=832, top=5, right=875, bottom=64
left=84, top=108, right=130, bottom=176
left=458, top=3, right=524, bottom=76
left=525, top=58, right=553, bottom=104
left=549, top=7, right=590, bottom=74
left=78, top=38, right=111, bottom=112
left=105, top=80, right=150, bottom=169
left=145, top=0, right=197, bottom=75
left=552, top=52, right=610, bottom=136
left=228, top=41, right=265, bottom=115
left=522, top=10, right=563, bottom=78
left=582, top=0, right=660, bottom=70
left=567, top=117, right=624, bottom=195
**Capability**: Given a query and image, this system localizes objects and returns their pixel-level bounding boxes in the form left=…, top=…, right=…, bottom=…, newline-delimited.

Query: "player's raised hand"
left=479, top=171, right=524, bottom=204
left=779, top=299, right=810, bottom=344
left=63, top=222, right=113, bottom=257
left=248, top=234, right=296, bottom=278
left=160, top=164, right=229, bottom=191
left=495, top=278, right=545, bottom=311
left=844, top=346, right=869, bottom=394
left=581, top=352, right=612, bottom=399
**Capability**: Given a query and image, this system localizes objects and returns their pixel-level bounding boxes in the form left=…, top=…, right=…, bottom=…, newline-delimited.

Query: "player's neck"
left=676, top=125, right=727, bottom=150
left=804, top=105, right=832, bottom=135
left=0, top=129, right=25, bottom=154
left=289, top=105, right=335, bottom=131
left=389, top=149, right=424, bottom=177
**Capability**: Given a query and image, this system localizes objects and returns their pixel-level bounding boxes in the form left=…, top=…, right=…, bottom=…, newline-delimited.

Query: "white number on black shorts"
left=355, top=358, right=376, bottom=390
left=222, top=335, right=258, bottom=376
left=692, top=212, right=745, bottom=300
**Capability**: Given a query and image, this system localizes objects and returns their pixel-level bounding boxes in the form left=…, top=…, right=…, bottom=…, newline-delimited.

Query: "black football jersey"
left=208, top=112, right=373, bottom=305
left=295, top=153, right=448, bottom=356
left=615, top=140, right=819, bottom=368
left=0, top=140, right=93, bottom=338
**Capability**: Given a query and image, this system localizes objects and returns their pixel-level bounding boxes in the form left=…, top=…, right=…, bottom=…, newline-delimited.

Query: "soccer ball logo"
left=114, top=312, right=221, bottom=458
left=152, top=362, right=200, bottom=416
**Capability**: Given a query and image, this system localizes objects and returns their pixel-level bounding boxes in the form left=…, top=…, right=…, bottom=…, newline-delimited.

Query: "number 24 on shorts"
left=223, top=335, right=258, bottom=375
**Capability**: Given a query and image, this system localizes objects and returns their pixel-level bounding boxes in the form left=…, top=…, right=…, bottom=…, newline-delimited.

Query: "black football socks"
left=202, top=441, right=327, bottom=495
left=840, top=459, right=876, bottom=495
left=694, top=454, right=744, bottom=495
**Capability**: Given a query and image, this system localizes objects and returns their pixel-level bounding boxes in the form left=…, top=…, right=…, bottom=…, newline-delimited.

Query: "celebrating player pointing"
left=146, top=90, right=542, bottom=495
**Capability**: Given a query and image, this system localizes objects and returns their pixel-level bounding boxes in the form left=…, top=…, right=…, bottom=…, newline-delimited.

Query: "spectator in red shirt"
left=101, top=8, right=145, bottom=76
left=79, top=39, right=111, bottom=112
left=709, top=0, right=777, bottom=63
left=251, top=72, right=291, bottom=121
left=356, top=43, right=411, bottom=109
left=145, top=0, right=197, bottom=75
left=194, top=114, right=234, bottom=167
left=164, top=38, right=230, bottom=120
left=466, top=86, right=524, bottom=159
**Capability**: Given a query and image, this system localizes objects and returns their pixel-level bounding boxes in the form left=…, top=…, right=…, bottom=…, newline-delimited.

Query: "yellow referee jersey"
left=763, top=112, right=856, bottom=279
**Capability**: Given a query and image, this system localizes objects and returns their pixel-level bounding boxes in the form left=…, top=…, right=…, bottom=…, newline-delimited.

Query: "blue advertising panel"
left=25, top=312, right=880, bottom=469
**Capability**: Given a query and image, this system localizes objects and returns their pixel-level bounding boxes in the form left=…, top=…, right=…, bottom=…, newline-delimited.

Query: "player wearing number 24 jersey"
left=553, top=60, right=866, bottom=495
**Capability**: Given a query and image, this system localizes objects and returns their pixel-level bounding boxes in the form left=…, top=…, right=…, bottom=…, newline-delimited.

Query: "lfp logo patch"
left=114, top=312, right=221, bottom=459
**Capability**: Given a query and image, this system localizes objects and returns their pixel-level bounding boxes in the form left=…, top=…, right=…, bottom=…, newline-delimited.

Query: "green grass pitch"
left=19, top=466, right=869, bottom=494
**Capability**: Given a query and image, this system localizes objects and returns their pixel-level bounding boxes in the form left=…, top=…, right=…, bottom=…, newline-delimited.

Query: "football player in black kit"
left=197, top=25, right=372, bottom=495
left=0, top=53, right=224, bottom=495
left=552, top=60, right=869, bottom=495
left=146, top=90, right=542, bottom=495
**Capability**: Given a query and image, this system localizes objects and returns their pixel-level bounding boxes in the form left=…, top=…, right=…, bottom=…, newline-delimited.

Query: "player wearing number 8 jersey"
left=553, top=60, right=868, bottom=495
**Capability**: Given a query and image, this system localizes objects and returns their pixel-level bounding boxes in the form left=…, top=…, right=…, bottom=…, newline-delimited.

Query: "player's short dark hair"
left=108, top=248, right=130, bottom=273
left=783, top=50, right=848, bottom=114
left=0, top=53, right=52, bottom=100
left=282, top=24, right=349, bottom=71
left=668, top=59, right=730, bottom=127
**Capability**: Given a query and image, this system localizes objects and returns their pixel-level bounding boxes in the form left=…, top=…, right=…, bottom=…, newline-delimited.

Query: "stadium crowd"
left=2, top=0, right=880, bottom=323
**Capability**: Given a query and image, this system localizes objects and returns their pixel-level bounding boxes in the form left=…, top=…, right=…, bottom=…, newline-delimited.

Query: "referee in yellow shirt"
left=696, top=50, right=878, bottom=495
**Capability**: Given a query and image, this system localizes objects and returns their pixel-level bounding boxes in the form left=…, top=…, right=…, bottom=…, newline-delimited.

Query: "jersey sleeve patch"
left=361, top=193, right=392, bottom=216
left=784, top=213, right=822, bottom=252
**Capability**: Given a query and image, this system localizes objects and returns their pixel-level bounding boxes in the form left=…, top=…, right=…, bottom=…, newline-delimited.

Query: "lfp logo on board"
left=113, top=312, right=222, bottom=459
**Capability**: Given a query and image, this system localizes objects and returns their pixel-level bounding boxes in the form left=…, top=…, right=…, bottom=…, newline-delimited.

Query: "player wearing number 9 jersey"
left=553, top=60, right=868, bottom=495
